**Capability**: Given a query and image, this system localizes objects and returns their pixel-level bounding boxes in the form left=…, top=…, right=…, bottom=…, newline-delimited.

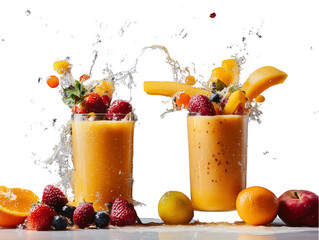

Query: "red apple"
left=278, top=190, right=318, bottom=227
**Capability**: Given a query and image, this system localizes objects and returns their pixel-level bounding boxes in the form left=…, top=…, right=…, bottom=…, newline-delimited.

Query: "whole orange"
left=236, top=186, right=279, bottom=225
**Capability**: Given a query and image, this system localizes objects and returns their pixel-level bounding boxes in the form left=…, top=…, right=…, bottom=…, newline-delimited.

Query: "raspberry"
left=109, top=198, right=138, bottom=226
left=42, top=185, right=68, bottom=213
left=106, top=100, right=132, bottom=121
left=73, top=202, right=95, bottom=229
left=188, top=94, right=215, bottom=116
left=72, top=92, right=107, bottom=114
left=27, top=203, right=56, bottom=231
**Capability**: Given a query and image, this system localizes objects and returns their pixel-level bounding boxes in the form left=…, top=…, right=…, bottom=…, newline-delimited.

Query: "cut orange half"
left=0, top=186, right=39, bottom=227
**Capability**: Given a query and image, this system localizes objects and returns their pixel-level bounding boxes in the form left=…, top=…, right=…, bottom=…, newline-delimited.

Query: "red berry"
left=109, top=198, right=138, bottom=226
left=73, top=202, right=95, bottom=229
left=106, top=100, right=132, bottom=121
left=72, top=92, right=107, bottom=114
left=47, top=75, right=59, bottom=88
left=27, top=203, right=56, bottom=231
left=188, top=94, right=216, bottom=116
left=42, top=185, right=68, bottom=213
left=101, top=94, right=112, bottom=108
left=220, top=96, right=229, bottom=109
left=210, top=12, right=216, bottom=18
left=79, top=74, right=90, bottom=82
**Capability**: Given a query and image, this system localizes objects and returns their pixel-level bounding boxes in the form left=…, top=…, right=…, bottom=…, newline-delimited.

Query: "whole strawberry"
left=42, top=185, right=68, bottom=213
left=72, top=92, right=107, bottom=114
left=73, top=202, right=95, bottom=229
left=188, top=94, right=215, bottom=116
left=27, top=203, right=56, bottom=231
left=106, top=100, right=132, bottom=121
left=109, top=198, right=139, bottom=226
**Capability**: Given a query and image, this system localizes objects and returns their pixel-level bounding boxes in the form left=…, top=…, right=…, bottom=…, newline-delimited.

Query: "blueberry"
left=61, top=205, right=76, bottom=220
left=94, top=211, right=109, bottom=228
left=210, top=93, right=221, bottom=103
left=52, top=215, right=68, bottom=230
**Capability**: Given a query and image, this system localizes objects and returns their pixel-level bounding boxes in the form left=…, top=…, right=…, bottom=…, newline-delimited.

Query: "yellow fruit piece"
left=94, top=80, right=115, bottom=97
left=144, top=81, right=211, bottom=98
left=185, top=75, right=196, bottom=85
left=158, top=191, right=194, bottom=224
left=241, top=66, right=288, bottom=100
left=0, top=186, right=39, bottom=227
left=212, top=102, right=221, bottom=115
left=236, top=186, right=279, bottom=225
left=255, top=95, right=265, bottom=103
left=223, top=90, right=247, bottom=115
left=210, top=67, right=233, bottom=86
left=53, top=60, right=71, bottom=75
left=222, top=59, right=240, bottom=84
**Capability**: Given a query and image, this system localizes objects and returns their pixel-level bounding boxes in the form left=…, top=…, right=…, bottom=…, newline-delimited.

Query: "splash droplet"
left=25, top=10, right=31, bottom=16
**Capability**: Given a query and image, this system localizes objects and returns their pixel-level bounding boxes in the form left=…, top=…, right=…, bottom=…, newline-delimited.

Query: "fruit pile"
left=47, top=60, right=134, bottom=120
left=144, top=59, right=288, bottom=116
left=158, top=188, right=318, bottom=227
left=0, top=185, right=140, bottom=230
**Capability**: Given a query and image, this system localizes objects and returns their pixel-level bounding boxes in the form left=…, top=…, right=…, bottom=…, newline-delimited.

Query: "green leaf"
left=62, top=80, right=88, bottom=107
left=215, top=80, right=227, bottom=91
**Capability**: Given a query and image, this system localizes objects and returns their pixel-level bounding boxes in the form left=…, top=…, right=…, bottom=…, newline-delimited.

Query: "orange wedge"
left=0, top=186, right=39, bottom=227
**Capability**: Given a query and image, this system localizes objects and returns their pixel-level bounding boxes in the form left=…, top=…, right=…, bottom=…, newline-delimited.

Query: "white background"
left=0, top=0, right=318, bottom=221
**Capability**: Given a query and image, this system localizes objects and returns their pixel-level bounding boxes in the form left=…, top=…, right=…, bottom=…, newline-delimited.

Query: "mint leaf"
left=62, top=80, right=88, bottom=107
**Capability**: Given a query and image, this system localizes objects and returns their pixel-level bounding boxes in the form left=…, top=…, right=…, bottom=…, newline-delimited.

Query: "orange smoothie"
left=187, top=115, right=248, bottom=211
left=72, top=114, right=135, bottom=210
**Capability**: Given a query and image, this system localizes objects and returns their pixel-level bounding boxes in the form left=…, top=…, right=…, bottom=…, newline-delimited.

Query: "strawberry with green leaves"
left=62, top=80, right=107, bottom=114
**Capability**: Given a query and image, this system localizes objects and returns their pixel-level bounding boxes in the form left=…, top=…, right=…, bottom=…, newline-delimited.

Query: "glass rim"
left=187, top=113, right=249, bottom=118
left=72, top=112, right=137, bottom=121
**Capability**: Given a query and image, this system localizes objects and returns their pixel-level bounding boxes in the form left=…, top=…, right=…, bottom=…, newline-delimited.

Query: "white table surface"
left=0, top=218, right=318, bottom=240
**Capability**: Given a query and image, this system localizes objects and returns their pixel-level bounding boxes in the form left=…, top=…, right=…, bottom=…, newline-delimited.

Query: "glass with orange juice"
left=72, top=113, right=135, bottom=210
left=187, top=115, right=248, bottom=211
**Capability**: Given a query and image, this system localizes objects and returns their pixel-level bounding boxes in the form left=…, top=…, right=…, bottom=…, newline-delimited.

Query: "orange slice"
left=0, top=186, right=39, bottom=227
left=241, top=66, right=287, bottom=100
left=144, top=81, right=211, bottom=98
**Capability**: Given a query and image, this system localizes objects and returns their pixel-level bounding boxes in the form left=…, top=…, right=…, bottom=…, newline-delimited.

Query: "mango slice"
left=241, top=66, right=287, bottom=100
left=210, top=59, right=240, bottom=86
left=222, top=59, right=240, bottom=84
left=223, top=90, right=247, bottom=115
left=210, top=67, right=234, bottom=86
left=144, top=81, right=211, bottom=98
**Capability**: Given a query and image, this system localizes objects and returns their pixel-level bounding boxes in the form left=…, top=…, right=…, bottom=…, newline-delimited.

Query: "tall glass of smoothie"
left=187, top=114, right=248, bottom=211
left=72, top=113, right=135, bottom=210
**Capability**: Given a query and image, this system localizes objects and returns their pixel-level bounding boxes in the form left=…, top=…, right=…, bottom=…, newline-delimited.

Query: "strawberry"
left=72, top=92, right=107, bottom=114
left=109, top=198, right=139, bottom=226
left=106, top=100, right=132, bottom=121
left=188, top=94, right=216, bottom=116
left=73, top=202, right=95, bottom=229
left=101, top=94, right=112, bottom=108
left=42, top=185, right=68, bottom=213
left=27, top=203, right=56, bottom=231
